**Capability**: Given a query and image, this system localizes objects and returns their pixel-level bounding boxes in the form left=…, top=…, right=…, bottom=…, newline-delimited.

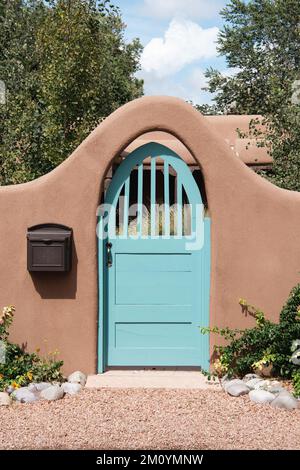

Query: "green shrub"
left=201, top=284, right=300, bottom=396
left=0, top=305, right=64, bottom=391
left=292, top=370, right=300, bottom=397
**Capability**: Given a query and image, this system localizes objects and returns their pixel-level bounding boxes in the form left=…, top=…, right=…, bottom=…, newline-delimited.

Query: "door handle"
left=106, top=242, right=112, bottom=267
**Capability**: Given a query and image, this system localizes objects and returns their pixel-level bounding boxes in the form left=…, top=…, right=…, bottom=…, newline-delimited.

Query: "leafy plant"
left=0, top=305, right=63, bottom=391
left=292, top=370, right=300, bottom=398
left=0, top=0, right=143, bottom=185
left=0, top=305, right=15, bottom=340
left=200, top=0, right=300, bottom=191
left=201, top=284, right=300, bottom=395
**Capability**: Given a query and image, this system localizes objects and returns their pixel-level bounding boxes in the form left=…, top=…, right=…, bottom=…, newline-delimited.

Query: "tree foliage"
left=0, top=0, right=143, bottom=184
left=203, top=0, right=300, bottom=191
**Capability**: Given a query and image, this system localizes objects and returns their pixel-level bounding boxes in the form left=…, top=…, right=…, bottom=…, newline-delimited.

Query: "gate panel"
left=98, top=143, right=210, bottom=370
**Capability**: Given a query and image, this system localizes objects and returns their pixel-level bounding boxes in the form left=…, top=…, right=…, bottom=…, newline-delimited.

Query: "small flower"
left=239, top=298, right=247, bottom=306
left=26, top=371, right=33, bottom=381
left=12, top=381, right=20, bottom=389
left=0, top=373, right=3, bottom=380
left=213, top=358, right=228, bottom=375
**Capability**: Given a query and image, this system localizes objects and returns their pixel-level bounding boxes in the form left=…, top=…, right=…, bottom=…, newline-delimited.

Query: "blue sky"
left=113, top=0, right=231, bottom=105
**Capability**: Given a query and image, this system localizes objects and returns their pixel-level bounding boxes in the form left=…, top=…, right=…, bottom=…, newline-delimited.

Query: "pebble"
left=0, top=392, right=11, bottom=406
left=243, top=373, right=260, bottom=382
left=62, top=382, right=83, bottom=396
left=40, top=384, right=64, bottom=401
left=249, top=389, right=275, bottom=404
left=223, top=379, right=245, bottom=392
left=28, top=382, right=52, bottom=392
left=68, top=371, right=87, bottom=387
left=13, top=387, right=38, bottom=403
left=226, top=383, right=250, bottom=397
left=245, top=378, right=265, bottom=390
left=271, top=391, right=299, bottom=410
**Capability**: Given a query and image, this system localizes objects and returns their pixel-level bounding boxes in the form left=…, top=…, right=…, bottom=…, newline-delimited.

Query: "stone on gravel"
left=28, top=382, right=51, bottom=392
left=221, top=374, right=230, bottom=383
left=226, top=383, right=250, bottom=397
left=220, top=375, right=231, bottom=388
left=249, top=389, right=275, bottom=404
left=243, top=374, right=260, bottom=382
left=271, top=391, right=299, bottom=410
left=223, top=379, right=245, bottom=392
left=262, top=381, right=285, bottom=394
left=5, top=386, right=14, bottom=395
left=245, top=378, right=265, bottom=390
left=0, top=392, right=11, bottom=406
left=253, top=379, right=269, bottom=390
left=68, top=371, right=87, bottom=387
left=40, top=384, right=64, bottom=401
left=13, top=387, right=38, bottom=403
left=267, top=385, right=285, bottom=394
left=62, top=382, right=82, bottom=396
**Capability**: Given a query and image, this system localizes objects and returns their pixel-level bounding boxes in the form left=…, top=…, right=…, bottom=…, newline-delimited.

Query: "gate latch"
left=106, top=242, right=113, bottom=267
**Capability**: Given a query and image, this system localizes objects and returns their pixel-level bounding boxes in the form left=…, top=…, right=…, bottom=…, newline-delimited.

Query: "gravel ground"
left=0, top=388, right=299, bottom=450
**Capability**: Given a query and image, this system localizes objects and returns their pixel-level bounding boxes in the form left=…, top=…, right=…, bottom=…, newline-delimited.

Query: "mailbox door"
left=28, top=239, right=67, bottom=271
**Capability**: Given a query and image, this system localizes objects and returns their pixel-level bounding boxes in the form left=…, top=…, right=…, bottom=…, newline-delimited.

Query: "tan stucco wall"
left=1, top=96, right=300, bottom=375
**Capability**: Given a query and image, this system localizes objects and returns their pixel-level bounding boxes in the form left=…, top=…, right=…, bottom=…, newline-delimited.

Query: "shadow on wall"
left=29, top=239, right=78, bottom=299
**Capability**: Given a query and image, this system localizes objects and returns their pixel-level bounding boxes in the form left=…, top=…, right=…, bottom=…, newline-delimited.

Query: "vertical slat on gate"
left=164, top=160, right=170, bottom=237
left=177, top=175, right=182, bottom=237
left=123, top=176, right=130, bottom=237
left=151, top=157, right=156, bottom=237
left=137, top=163, right=143, bottom=236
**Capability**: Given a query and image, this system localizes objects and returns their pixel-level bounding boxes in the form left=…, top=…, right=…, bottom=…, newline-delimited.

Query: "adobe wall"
left=1, top=96, right=300, bottom=374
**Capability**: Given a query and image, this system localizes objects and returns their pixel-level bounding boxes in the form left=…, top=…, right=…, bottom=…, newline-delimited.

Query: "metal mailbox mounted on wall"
left=27, top=223, right=72, bottom=272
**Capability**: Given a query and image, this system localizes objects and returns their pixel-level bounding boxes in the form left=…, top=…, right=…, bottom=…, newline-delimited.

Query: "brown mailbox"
left=27, top=224, right=72, bottom=272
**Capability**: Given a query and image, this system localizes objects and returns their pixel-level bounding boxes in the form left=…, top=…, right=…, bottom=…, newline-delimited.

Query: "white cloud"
left=140, top=19, right=219, bottom=77
left=187, top=68, right=208, bottom=90
left=141, top=0, right=225, bottom=20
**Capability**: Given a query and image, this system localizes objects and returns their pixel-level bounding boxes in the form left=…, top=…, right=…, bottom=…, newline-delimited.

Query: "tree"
left=0, top=0, right=143, bottom=184
left=203, top=0, right=300, bottom=191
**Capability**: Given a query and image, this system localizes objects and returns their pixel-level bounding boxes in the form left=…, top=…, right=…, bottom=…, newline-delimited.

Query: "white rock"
left=40, top=384, right=64, bottom=401
left=28, top=382, right=52, bottom=392
left=0, top=392, right=11, bottom=406
left=253, top=379, right=269, bottom=390
left=221, top=374, right=230, bottom=383
left=271, top=391, right=299, bottom=410
left=13, top=387, right=38, bottom=403
left=243, top=373, right=260, bottom=382
left=249, top=389, right=275, bottom=404
left=223, top=379, right=245, bottom=392
left=62, top=382, right=82, bottom=395
left=68, top=371, right=87, bottom=387
left=226, top=383, right=250, bottom=397
left=264, top=383, right=286, bottom=394
left=245, top=378, right=265, bottom=390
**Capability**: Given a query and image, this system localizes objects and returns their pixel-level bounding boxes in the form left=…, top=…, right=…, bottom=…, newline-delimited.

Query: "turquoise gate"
left=98, top=142, right=210, bottom=372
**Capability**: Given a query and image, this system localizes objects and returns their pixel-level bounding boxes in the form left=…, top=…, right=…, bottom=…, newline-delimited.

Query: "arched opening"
left=101, top=131, right=208, bottom=213
left=98, top=137, right=210, bottom=373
